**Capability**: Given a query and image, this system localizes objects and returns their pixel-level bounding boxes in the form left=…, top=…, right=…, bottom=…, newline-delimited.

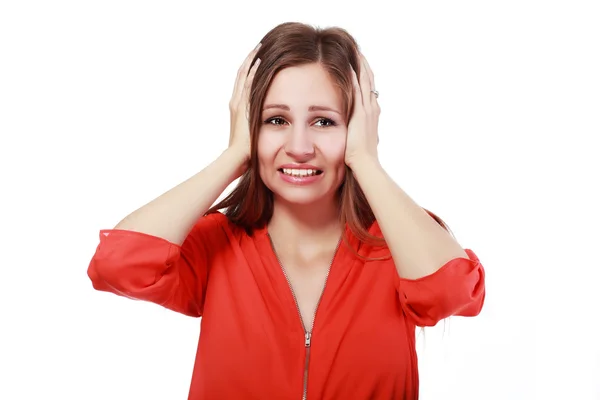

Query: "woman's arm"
left=352, top=157, right=485, bottom=326
left=345, top=54, right=484, bottom=326
left=350, top=156, right=468, bottom=280
left=88, top=140, right=246, bottom=316
left=87, top=44, right=262, bottom=316
left=113, top=43, right=262, bottom=244
left=114, top=147, right=246, bottom=245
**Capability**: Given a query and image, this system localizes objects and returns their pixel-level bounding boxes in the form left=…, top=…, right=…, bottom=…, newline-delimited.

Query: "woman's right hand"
left=228, top=43, right=262, bottom=162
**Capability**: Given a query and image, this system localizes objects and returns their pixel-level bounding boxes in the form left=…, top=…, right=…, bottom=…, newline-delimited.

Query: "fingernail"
left=255, top=42, right=262, bottom=50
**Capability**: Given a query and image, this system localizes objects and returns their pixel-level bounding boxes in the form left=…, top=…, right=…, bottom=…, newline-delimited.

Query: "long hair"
left=207, top=22, right=450, bottom=244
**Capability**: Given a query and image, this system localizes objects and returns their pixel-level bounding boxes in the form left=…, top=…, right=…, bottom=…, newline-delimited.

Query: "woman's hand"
left=345, top=53, right=381, bottom=169
left=228, top=43, right=262, bottom=163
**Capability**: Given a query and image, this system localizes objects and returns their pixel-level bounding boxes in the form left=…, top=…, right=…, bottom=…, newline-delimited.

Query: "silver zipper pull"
left=305, top=332, right=312, bottom=347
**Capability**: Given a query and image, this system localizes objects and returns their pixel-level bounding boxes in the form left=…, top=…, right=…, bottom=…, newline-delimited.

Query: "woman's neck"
left=267, top=197, right=343, bottom=246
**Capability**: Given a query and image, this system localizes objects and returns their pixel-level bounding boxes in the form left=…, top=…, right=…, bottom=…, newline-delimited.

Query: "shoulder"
left=345, top=220, right=391, bottom=259
left=366, top=219, right=384, bottom=237
left=182, top=212, right=250, bottom=259
left=189, top=211, right=227, bottom=232
left=186, top=211, right=235, bottom=244
left=195, top=211, right=253, bottom=241
left=202, top=210, right=229, bottom=226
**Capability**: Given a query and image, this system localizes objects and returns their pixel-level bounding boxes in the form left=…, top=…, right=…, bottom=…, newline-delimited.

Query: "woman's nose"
left=284, top=125, right=315, bottom=159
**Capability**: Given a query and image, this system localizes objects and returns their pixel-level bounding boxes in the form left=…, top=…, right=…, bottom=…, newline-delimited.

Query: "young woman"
left=88, top=22, right=485, bottom=400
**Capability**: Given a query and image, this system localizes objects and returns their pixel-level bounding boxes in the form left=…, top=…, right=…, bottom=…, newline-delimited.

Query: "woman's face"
left=257, top=63, right=347, bottom=206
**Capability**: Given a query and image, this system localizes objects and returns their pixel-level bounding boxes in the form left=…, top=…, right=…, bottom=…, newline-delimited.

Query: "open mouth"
left=278, top=168, right=323, bottom=177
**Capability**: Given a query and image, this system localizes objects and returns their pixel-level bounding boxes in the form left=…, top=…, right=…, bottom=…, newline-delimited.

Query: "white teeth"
left=282, top=168, right=319, bottom=177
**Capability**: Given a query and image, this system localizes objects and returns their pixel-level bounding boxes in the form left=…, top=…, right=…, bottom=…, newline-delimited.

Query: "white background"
left=1, top=1, right=599, bottom=399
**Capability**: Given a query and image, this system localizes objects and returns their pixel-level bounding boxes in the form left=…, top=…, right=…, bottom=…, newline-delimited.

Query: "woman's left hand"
left=345, top=53, right=381, bottom=168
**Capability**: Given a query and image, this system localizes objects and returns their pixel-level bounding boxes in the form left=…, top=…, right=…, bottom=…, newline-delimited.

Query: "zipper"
left=268, top=233, right=341, bottom=400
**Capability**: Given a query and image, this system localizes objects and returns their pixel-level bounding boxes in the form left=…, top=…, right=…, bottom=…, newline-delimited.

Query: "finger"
left=350, top=67, right=363, bottom=113
left=235, top=43, right=261, bottom=95
left=358, top=56, right=372, bottom=110
left=361, top=54, right=376, bottom=95
left=241, top=58, right=261, bottom=102
left=361, top=54, right=380, bottom=113
left=232, top=43, right=262, bottom=103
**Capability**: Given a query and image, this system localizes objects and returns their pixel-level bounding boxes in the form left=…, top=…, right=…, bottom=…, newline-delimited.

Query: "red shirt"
left=88, top=212, right=485, bottom=400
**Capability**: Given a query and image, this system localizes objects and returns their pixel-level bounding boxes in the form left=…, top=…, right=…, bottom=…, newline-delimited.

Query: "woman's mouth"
left=277, top=168, right=324, bottom=185
left=278, top=168, right=323, bottom=177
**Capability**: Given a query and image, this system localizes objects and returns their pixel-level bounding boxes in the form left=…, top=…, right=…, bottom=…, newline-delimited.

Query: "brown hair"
left=207, top=22, right=450, bottom=244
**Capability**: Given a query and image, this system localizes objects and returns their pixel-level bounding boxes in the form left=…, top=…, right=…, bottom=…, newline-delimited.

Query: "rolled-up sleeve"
left=396, top=249, right=485, bottom=327
left=87, top=212, right=225, bottom=317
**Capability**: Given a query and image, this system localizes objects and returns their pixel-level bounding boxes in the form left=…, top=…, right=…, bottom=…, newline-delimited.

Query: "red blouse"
left=88, top=212, right=485, bottom=400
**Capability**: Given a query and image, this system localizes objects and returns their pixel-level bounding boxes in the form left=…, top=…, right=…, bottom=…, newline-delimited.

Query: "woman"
left=88, top=22, right=485, bottom=400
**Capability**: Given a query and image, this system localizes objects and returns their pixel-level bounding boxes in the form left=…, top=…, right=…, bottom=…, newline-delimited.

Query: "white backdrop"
left=1, top=1, right=599, bottom=399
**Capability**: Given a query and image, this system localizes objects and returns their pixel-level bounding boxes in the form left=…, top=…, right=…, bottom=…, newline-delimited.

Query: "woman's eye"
left=265, top=117, right=287, bottom=125
left=264, top=117, right=336, bottom=127
left=315, top=118, right=336, bottom=127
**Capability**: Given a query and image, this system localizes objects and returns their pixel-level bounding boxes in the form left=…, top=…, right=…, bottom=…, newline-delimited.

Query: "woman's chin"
left=273, top=186, right=337, bottom=207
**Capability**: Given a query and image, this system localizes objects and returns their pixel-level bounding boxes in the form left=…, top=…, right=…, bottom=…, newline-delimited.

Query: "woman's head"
left=210, top=23, right=374, bottom=234
left=209, top=22, right=450, bottom=241
left=257, top=62, right=347, bottom=207
left=251, top=22, right=362, bottom=207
